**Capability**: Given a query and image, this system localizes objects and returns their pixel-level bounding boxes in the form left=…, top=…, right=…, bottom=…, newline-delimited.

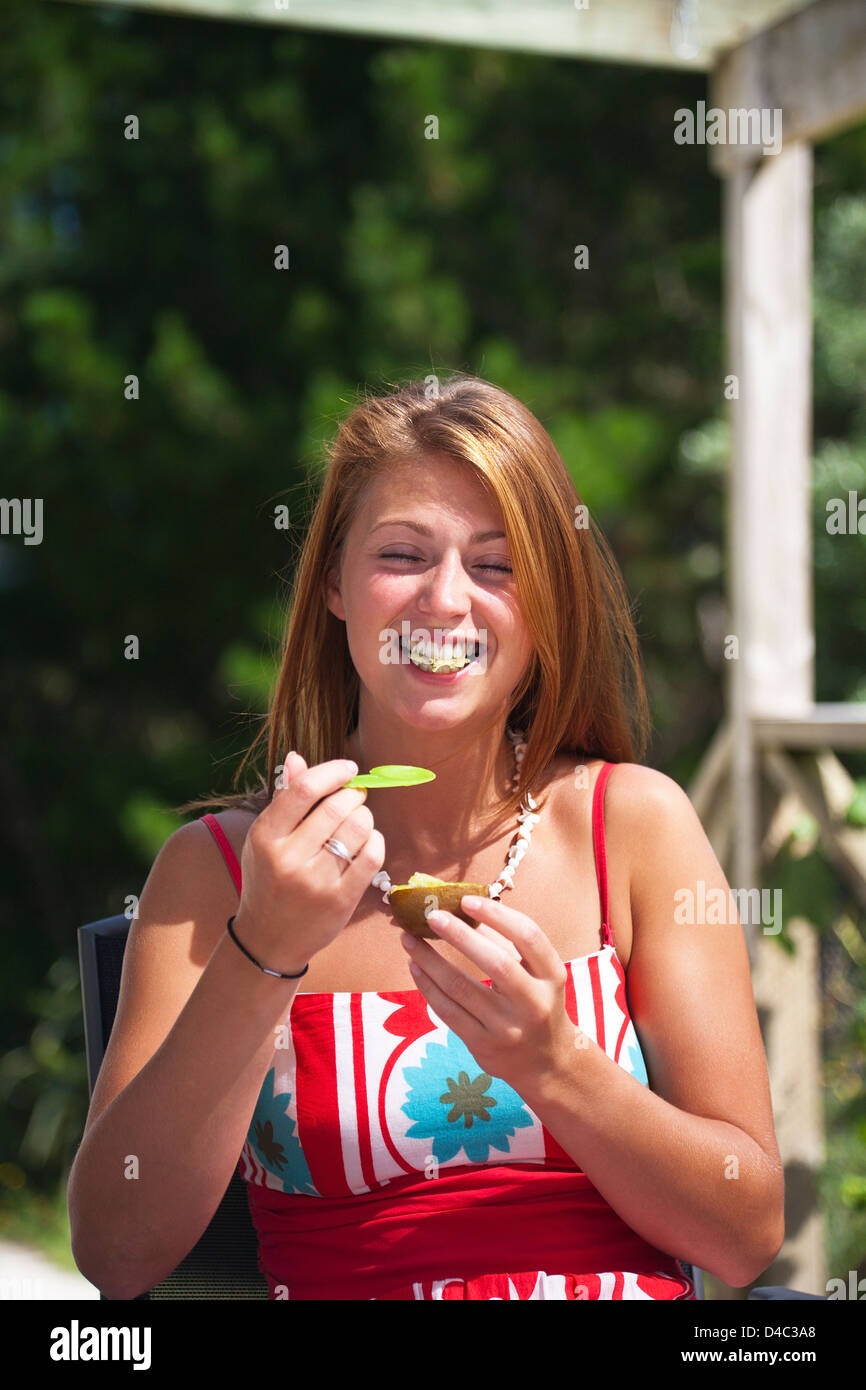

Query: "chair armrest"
left=747, top=1285, right=826, bottom=1300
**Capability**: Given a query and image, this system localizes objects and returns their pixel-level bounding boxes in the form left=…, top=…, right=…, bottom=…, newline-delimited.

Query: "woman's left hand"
left=398, top=894, right=578, bottom=1097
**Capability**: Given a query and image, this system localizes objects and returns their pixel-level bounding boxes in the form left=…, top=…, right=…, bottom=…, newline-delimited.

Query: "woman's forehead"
left=359, top=456, right=501, bottom=522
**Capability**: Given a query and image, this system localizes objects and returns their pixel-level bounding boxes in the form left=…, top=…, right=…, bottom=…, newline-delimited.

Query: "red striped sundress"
left=201, top=761, right=696, bottom=1300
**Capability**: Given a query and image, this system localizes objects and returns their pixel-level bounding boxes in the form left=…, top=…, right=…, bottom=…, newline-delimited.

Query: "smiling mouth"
left=400, top=636, right=486, bottom=673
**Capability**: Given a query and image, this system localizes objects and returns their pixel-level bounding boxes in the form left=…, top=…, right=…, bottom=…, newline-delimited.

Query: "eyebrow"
left=369, top=520, right=507, bottom=543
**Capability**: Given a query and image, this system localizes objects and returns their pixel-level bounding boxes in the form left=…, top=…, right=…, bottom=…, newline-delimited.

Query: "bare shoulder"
left=79, top=807, right=260, bottom=1142
left=601, top=761, right=718, bottom=923
left=132, top=809, right=257, bottom=951
left=543, top=758, right=697, bottom=958
left=544, top=754, right=694, bottom=829
left=603, top=760, right=695, bottom=818
left=600, top=762, right=704, bottom=868
left=131, top=808, right=260, bottom=957
left=196, top=806, right=260, bottom=862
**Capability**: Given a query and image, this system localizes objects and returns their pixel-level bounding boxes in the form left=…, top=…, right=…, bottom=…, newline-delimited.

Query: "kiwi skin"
left=388, top=882, right=489, bottom=938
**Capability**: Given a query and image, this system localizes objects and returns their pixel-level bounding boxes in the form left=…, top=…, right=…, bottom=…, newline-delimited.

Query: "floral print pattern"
left=402, top=1028, right=535, bottom=1164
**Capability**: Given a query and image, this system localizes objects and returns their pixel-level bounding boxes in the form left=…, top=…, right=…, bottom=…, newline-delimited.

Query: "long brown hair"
left=175, top=371, right=651, bottom=822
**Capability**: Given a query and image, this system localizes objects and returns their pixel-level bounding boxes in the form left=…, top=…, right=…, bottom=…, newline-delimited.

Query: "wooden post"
left=750, top=916, right=827, bottom=1294
left=716, top=97, right=824, bottom=1292
left=723, top=139, right=814, bottom=920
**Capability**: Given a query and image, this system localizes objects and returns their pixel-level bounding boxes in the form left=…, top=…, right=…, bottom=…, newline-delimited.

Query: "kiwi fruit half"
left=388, top=873, right=489, bottom=938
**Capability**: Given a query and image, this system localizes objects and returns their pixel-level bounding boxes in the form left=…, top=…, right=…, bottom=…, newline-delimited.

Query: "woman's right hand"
left=231, top=751, right=385, bottom=976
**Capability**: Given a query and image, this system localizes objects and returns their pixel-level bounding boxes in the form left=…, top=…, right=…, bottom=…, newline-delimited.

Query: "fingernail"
left=426, top=911, right=447, bottom=928
left=462, top=896, right=481, bottom=909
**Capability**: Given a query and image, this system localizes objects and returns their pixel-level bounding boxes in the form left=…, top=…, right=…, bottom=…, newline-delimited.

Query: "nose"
left=414, top=547, right=473, bottom=621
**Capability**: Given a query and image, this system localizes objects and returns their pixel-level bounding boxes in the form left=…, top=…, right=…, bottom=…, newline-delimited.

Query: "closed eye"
left=379, top=552, right=512, bottom=574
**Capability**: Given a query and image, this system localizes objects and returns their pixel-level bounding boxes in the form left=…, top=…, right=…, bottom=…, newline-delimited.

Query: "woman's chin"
left=372, top=696, right=502, bottom=738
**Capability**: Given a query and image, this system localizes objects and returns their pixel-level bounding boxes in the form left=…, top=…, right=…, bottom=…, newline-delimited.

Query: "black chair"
left=75, top=914, right=820, bottom=1301
left=77, top=914, right=268, bottom=1299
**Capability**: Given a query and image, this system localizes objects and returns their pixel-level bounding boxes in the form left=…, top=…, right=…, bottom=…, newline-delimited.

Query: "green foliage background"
left=1, top=0, right=864, bottom=1289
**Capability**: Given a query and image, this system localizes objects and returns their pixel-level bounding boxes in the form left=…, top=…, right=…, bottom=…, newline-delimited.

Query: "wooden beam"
left=53, top=0, right=814, bottom=72
left=762, top=746, right=866, bottom=910
left=755, top=704, right=866, bottom=748
left=703, top=765, right=735, bottom=877
left=710, top=0, right=866, bottom=175
left=687, top=718, right=733, bottom=822
left=761, top=786, right=814, bottom=860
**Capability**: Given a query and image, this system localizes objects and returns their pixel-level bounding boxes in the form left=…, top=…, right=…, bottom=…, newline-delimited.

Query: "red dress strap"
left=200, top=813, right=243, bottom=896
left=591, top=763, right=615, bottom=951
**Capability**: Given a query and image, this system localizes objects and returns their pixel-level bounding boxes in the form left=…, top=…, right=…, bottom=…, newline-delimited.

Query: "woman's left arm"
left=519, top=764, right=786, bottom=1289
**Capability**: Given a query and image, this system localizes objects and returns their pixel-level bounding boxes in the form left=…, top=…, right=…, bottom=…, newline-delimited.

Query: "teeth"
left=413, top=658, right=465, bottom=672
left=412, top=642, right=472, bottom=660
left=403, top=637, right=479, bottom=672
left=411, top=651, right=470, bottom=672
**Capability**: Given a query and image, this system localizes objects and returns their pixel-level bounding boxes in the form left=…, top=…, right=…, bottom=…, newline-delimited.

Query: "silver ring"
left=323, top=837, right=352, bottom=864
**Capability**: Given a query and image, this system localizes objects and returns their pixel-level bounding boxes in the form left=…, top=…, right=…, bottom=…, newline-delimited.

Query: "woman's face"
left=325, top=456, right=534, bottom=735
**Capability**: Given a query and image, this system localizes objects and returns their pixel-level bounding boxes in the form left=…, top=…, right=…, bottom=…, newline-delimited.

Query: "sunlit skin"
left=326, top=453, right=535, bottom=868
left=65, top=455, right=783, bottom=1300
left=326, top=450, right=539, bottom=996
left=324, top=452, right=785, bottom=1287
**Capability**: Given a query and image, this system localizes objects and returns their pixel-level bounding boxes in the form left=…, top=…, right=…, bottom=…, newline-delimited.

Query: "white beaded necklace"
left=370, top=725, right=540, bottom=906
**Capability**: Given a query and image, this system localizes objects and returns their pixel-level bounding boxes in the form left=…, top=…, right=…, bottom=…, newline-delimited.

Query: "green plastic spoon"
left=345, top=764, right=436, bottom=789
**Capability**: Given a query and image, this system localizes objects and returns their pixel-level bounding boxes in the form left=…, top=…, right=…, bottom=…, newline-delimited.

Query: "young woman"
left=68, top=373, right=784, bottom=1300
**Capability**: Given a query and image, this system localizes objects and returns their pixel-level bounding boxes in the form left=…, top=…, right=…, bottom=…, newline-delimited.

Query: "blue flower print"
left=622, top=1040, right=649, bottom=1088
left=402, top=1029, right=535, bottom=1164
left=247, top=1067, right=317, bottom=1194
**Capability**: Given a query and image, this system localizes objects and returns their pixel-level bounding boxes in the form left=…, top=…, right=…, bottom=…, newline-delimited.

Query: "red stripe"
left=564, top=958, right=578, bottom=1026
left=540, top=962, right=581, bottom=1165
left=378, top=1033, right=427, bottom=1177
left=588, top=954, right=606, bottom=1053
left=291, top=999, right=354, bottom=1197
left=200, top=814, right=242, bottom=895
left=611, top=953, right=630, bottom=1064
left=614, top=1016, right=630, bottom=1065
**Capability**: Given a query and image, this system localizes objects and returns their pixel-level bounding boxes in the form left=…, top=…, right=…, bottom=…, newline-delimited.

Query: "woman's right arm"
left=68, top=754, right=383, bottom=1300
left=67, top=818, right=309, bottom=1301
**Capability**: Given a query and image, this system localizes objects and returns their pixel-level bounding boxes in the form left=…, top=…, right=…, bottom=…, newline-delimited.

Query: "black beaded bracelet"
left=226, top=915, right=310, bottom=979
